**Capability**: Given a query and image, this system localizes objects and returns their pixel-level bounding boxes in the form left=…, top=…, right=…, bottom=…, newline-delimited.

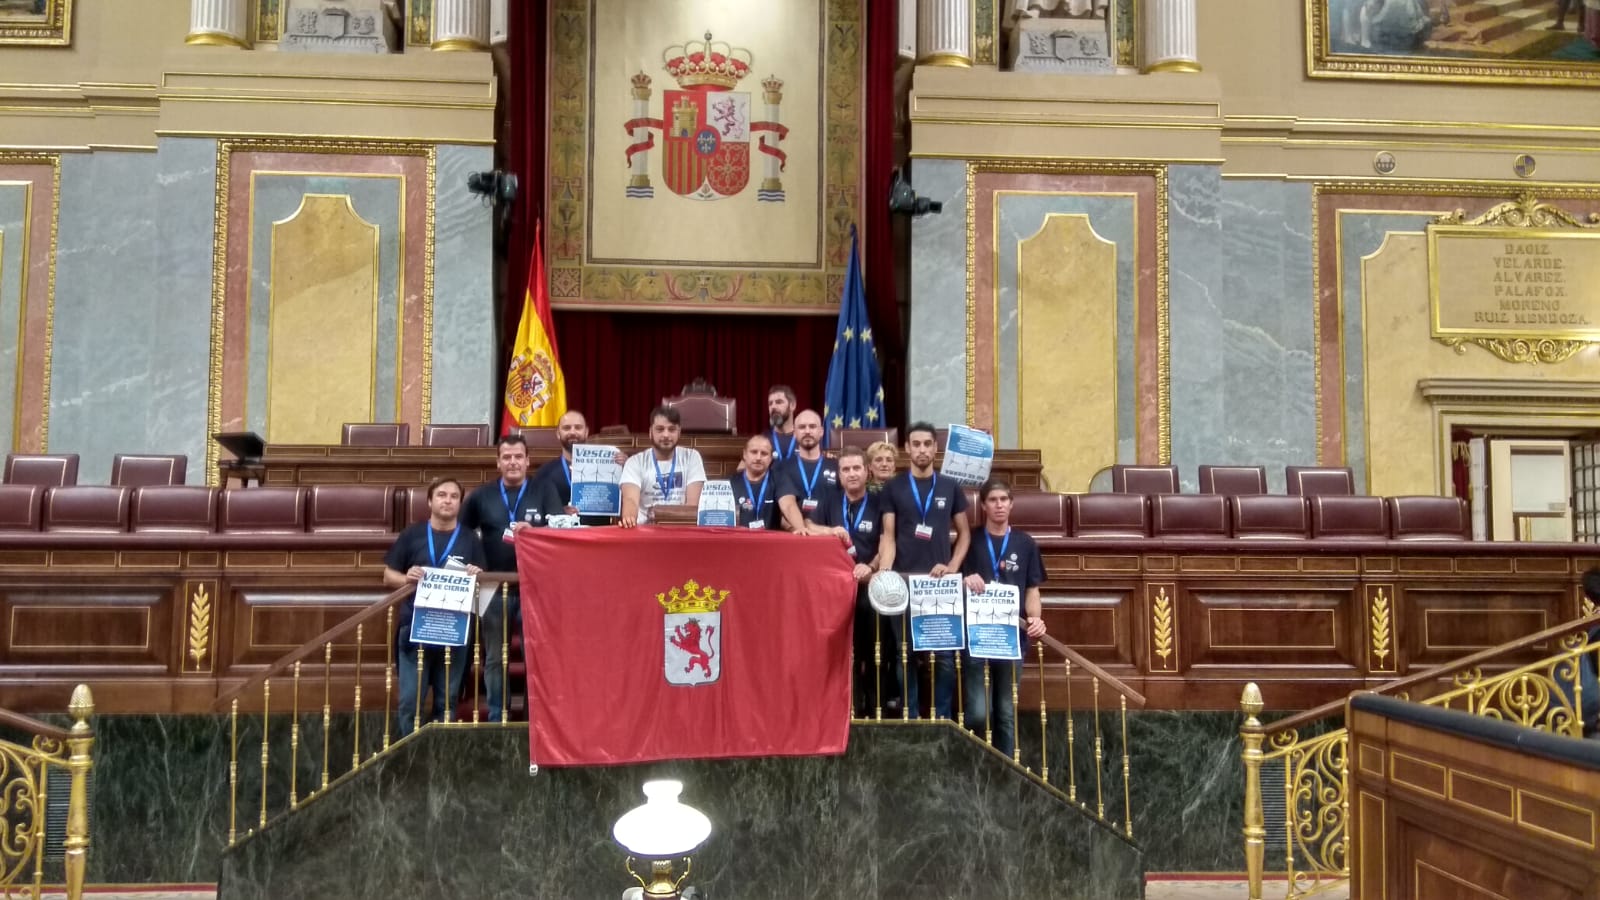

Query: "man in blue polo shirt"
left=814, top=448, right=891, bottom=716
left=879, top=421, right=971, bottom=719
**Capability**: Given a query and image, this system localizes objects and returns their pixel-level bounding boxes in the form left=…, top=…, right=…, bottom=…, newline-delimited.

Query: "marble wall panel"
left=1166, top=166, right=1226, bottom=493
left=908, top=159, right=970, bottom=428
left=1212, top=178, right=1316, bottom=493
left=994, top=192, right=1136, bottom=461
left=152, top=138, right=221, bottom=485
left=49, top=151, right=162, bottom=483
left=0, top=182, right=27, bottom=456
left=244, top=176, right=403, bottom=436
left=430, top=144, right=496, bottom=427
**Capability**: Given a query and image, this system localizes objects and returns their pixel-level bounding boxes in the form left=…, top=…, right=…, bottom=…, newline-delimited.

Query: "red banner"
left=515, top=527, right=857, bottom=767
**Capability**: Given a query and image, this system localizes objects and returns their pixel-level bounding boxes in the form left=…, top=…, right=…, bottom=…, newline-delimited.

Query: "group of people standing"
left=378, top=384, right=1048, bottom=756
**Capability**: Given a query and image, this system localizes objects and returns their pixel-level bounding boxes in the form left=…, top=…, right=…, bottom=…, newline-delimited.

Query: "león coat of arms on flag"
left=658, top=578, right=727, bottom=686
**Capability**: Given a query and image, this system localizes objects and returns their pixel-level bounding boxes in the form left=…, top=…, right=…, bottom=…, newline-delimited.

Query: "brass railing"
left=853, top=620, right=1146, bottom=839
left=216, top=574, right=518, bottom=845
left=0, top=685, right=94, bottom=900
left=1240, top=609, right=1600, bottom=900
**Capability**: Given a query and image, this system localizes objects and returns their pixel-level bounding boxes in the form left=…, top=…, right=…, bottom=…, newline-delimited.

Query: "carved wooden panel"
left=1, top=588, right=171, bottom=669
left=1402, top=587, right=1563, bottom=668
left=1186, top=587, right=1357, bottom=669
left=1039, top=590, right=1132, bottom=667
left=228, top=587, right=392, bottom=669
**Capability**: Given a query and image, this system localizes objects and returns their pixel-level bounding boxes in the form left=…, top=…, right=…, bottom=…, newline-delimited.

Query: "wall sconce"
left=612, top=779, right=711, bottom=900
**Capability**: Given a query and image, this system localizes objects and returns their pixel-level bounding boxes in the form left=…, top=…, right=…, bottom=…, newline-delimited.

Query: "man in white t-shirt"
left=619, top=404, right=707, bottom=527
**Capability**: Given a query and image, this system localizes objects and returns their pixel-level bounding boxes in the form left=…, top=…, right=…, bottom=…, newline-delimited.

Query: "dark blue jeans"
left=395, top=626, right=467, bottom=736
left=958, top=654, right=1021, bottom=757
left=480, top=586, right=522, bottom=722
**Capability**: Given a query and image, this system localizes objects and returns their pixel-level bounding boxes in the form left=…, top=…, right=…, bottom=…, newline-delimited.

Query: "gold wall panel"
left=1358, top=232, right=1600, bottom=496
left=265, top=194, right=379, bottom=444
left=1018, top=214, right=1117, bottom=492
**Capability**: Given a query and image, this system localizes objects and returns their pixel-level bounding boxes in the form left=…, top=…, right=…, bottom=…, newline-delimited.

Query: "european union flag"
left=823, top=225, right=885, bottom=447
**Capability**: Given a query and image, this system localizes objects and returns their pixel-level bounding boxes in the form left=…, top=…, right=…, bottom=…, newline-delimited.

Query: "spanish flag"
left=501, top=220, right=566, bottom=433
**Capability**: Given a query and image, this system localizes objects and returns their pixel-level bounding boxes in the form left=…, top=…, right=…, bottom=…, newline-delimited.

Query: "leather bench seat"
left=43, top=486, right=131, bottom=533
left=0, top=485, right=45, bottom=531
left=131, top=486, right=217, bottom=533
left=1387, top=496, right=1470, bottom=541
left=1310, top=495, right=1389, bottom=540
left=1230, top=495, right=1310, bottom=540
left=308, top=485, right=395, bottom=534
left=1288, top=466, right=1356, bottom=497
left=1199, top=465, right=1267, bottom=496
left=5, top=453, right=79, bottom=487
left=1073, top=493, right=1148, bottom=538
left=1009, top=491, right=1070, bottom=537
left=111, top=454, right=187, bottom=487
left=1110, top=465, right=1178, bottom=495
left=394, top=486, right=430, bottom=531
left=218, top=486, right=306, bottom=533
left=1151, top=494, right=1230, bottom=539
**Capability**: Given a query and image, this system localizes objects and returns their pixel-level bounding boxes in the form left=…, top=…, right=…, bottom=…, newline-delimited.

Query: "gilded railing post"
left=1241, top=683, right=1266, bottom=900
left=63, top=685, right=94, bottom=900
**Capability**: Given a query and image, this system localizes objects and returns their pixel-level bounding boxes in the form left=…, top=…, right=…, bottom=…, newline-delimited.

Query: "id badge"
left=847, top=545, right=858, bottom=557
left=501, top=525, right=516, bottom=544
left=748, top=521, right=765, bottom=530
left=802, top=498, right=819, bottom=513
left=914, top=523, right=934, bottom=541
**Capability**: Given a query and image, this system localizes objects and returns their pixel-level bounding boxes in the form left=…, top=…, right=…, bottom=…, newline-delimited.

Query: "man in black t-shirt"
left=960, top=479, right=1047, bottom=757
left=527, top=409, right=623, bottom=526
left=727, top=434, right=780, bottom=529
left=461, top=434, right=559, bottom=723
left=776, top=409, right=839, bottom=532
left=813, top=448, right=891, bottom=716
left=383, top=477, right=487, bottom=735
left=765, top=384, right=798, bottom=463
left=879, top=421, right=971, bottom=719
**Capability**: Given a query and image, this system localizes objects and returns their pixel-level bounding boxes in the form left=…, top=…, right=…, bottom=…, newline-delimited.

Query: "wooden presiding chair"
left=111, top=454, right=187, bottom=487
left=4, top=453, right=79, bottom=487
left=341, top=423, right=410, bottom=447
left=421, top=423, right=492, bottom=447
left=661, top=394, right=736, bottom=434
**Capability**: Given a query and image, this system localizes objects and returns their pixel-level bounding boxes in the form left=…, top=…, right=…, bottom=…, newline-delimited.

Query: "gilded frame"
left=206, top=138, right=436, bottom=485
left=1306, top=0, right=1600, bottom=87
left=0, top=0, right=72, bottom=45
left=545, top=0, right=865, bottom=315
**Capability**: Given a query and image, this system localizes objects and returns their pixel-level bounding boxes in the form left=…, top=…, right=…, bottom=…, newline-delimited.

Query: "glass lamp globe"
left=612, top=780, right=712, bottom=858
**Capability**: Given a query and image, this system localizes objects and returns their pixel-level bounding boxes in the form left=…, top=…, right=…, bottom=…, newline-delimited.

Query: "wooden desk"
left=221, top=438, right=1047, bottom=490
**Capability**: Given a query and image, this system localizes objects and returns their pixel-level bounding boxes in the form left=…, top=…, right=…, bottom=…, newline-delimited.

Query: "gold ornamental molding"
left=1427, top=193, right=1600, bottom=365
left=1148, top=584, right=1176, bottom=672
left=1367, top=585, right=1394, bottom=674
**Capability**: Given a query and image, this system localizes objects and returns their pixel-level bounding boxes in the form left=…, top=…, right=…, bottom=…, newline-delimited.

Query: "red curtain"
left=502, top=2, right=902, bottom=433
left=554, top=310, right=834, bottom=433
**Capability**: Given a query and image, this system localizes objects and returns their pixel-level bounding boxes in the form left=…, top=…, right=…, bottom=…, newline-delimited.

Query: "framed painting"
left=0, top=0, right=71, bottom=44
left=546, top=0, right=865, bottom=314
left=1306, top=0, right=1600, bottom=86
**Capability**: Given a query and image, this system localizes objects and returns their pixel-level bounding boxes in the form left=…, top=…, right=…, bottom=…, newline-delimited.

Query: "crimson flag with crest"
left=515, top=528, right=856, bottom=766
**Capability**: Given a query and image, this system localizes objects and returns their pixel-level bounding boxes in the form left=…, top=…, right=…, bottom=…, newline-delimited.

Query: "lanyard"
left=908, top=473, right=938, bottom=524
left=499, top=478, right=528, bottom=521
left=985, top=529, right=1012, bottom=581
left=797, top=457, right=824, bottom=499
left=653, top=451, right=678, bottom=498
left=559, top=456, right=571, bottom=486
left=426, top=524, right=461, bottom=568
left=743, top=473, right=769, bottom=516
left=772, top=429, right=796, bottom=461
left=842, top=493, right=868, bottom=534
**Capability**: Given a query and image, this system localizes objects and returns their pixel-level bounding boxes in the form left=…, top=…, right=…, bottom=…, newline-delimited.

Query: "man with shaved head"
left=776, top=408, right=839, bottom=533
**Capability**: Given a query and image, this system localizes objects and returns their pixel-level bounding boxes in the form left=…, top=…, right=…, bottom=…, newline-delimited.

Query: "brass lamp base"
left=625, top=856, right=692, bottom=899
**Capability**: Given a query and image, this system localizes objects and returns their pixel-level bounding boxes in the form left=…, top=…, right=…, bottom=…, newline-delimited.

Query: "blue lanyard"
left=842, top=493, right=868, bottom=534
left=499, top=478, right=528, bottom=521
left=908, top=473, right=938, bottom=524
left=797, top=457, right=824, bottom=499
left=985, top=529, right=1011, bottom=580
left=559, top=456, right=571, bottom=486
left=426, top=524, right=461, bottom=568
left=653, top=451, right=678, bottom=497
left=772, top=429, right=796, bottom=461
left=742, top=473, right=768, bottom=515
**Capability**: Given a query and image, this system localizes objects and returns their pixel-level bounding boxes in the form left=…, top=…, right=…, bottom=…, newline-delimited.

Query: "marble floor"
left=50, top=879, right=1349, bottom=899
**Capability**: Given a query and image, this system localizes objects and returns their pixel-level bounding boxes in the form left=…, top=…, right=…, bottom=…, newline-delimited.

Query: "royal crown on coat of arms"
left=662, top=32, right=753, bottom=89
left=656, top=579, right=729, bottom=614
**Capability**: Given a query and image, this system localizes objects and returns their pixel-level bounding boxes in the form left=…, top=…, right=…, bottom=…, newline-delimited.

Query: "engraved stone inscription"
left=1429, top=227, right=1600, bottom=339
